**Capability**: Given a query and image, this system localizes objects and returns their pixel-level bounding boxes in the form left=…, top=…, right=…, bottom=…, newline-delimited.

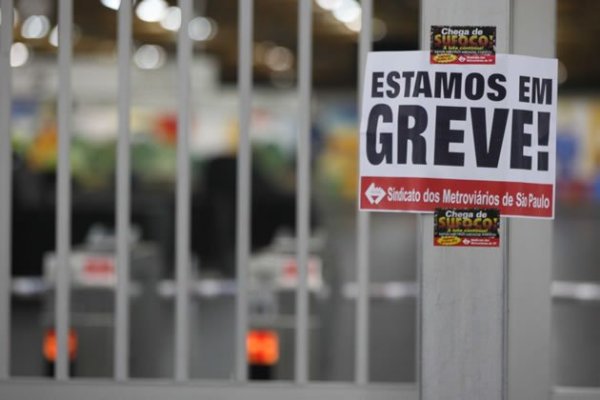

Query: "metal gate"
left=0, top=0, right=418, bottom=398
left=0, top=0, right=599, bottom=399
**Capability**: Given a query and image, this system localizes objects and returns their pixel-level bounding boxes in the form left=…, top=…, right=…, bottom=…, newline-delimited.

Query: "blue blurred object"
left=592, top=174, right=600, bottom=200
left=12, top=99, right=38, bottom=117
left=556, top=132, right=578, bottom=179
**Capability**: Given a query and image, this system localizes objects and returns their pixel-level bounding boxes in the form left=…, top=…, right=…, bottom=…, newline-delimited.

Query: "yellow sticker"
left=436, top=236, right=462, bottom=246
left=431, top=53, right=458, bottom=64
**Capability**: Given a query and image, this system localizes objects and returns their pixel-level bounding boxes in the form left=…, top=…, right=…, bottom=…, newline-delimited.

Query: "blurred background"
left=3, top=0, right=600, bottom=386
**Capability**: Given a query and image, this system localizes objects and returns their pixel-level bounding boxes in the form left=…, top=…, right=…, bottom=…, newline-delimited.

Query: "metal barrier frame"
left=0, top=0, right=379, bottom=388
left=0, top=380, right=596, bottom=400
left=0, top=0, right=598, bottom=399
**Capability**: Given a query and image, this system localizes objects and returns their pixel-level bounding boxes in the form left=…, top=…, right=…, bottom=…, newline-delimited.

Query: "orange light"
left=246, top=330, right=279, bottom=366
left=43, top=328, right=78, bottom=362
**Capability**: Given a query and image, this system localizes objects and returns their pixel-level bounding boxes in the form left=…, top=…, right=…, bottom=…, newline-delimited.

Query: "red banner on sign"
left=360, top=176, right=553, bottom=218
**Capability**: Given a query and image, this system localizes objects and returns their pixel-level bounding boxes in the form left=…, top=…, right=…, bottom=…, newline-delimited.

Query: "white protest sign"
left=359, top=51, right=557, bottom=218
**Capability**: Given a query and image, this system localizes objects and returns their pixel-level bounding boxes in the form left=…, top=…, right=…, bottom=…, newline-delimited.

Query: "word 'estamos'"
left=366, top=71, right=553, bottom=171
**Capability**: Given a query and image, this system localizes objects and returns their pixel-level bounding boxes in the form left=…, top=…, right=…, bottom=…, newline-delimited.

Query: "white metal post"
left=419, top=1, right=509, bottom=399
left=507, top=0, right=555, bottom=398
left=419, top=1, right=554, bottom=400
left=295, top=0, right=312, bottom=384
left=235, top=0, right=253, bottom=382
left=355, top=0, right=373, bottom=386
left=175, top=0, right=193, bottom=382
left=115, top=0, right=132, bottom=381
left=55, top=0, right=73, bottom=381
left=0, top=0, right=13, bottom=380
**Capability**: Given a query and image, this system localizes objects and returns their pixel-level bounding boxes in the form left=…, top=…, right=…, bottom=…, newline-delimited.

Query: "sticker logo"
left=433, top=208, right=500, bottom=247
left=365, top=182, right=386, bottom=205
left=430, top=26, right=496, bottom=65
left=436, top=236, right=462, bottom=246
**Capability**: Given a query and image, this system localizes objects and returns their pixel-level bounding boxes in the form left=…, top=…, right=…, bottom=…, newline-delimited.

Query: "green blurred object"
left=71, top=138, right=116, bottom=189
left=132, top=138, right=176, bottom=185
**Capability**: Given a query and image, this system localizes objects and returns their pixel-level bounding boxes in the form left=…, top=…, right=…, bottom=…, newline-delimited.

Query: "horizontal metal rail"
left=11, top=278, right=600, bottom=303
left=554, top=387, right=600, bottom=400
left=0, top=381, right=418, bottom=400
left=552, top=281, right=600, bottom=302
left=0, top=380, right=596, bottom=400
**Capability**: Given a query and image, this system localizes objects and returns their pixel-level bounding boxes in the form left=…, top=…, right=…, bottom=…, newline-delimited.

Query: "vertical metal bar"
left=416, top=6, right=426, bottom=392
left=355, top=0, right=372, bottom=386
left=175, top=0, right=193, bottom=382
left=295, top=0, right=312, bottom=385
left=56, top=0, right=73, bottom=381
left=0, top=0, right=13, bottom=381
left=419, top=1, right=509, bottom=399
left=508, top=2, right=554, bottom=399
left=416, top=214, right=423, bottom=394
left=235, top=0, right=252, bottom=382
left=115, top=0, right=132, bottom=381
left=502, top=6, right=514, bottom=398
left=502, top=218, right=510, bottom=400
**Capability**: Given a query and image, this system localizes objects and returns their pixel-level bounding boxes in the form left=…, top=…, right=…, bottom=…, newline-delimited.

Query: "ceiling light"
left=255, top=41, right=275, bottom=62
left=188, top=17, right=217, bottom=42
left=333, top=0, right=361, bottom=24
left=344, top=15, right=361, bottom=32
left=49, top=25, right=58, bottom=47
left=315, top=0, right=342, bottom=11
left=558, top=60, right=568, bottom=84
left=160, top=6, right=181, bottom=31
left=21, top=15, right=50, bottom=39
left=100, top=0, right=120, bottom=10
left=10, top=42, right=29, bottom=67
left=136, top=0, right=168, bottom=23
left=265, top=46, right=294, bottom=72
left=373, top=18, right=387, bottom=41
left=134, top=44, right=166, bottom=70
left=48, top=25, right=82, bottom=48
left=345, top=16, right=385, bottom=37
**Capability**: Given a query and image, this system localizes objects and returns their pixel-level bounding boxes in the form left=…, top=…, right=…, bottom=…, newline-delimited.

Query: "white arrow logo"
left=365, top=182, right=386, bottom=205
